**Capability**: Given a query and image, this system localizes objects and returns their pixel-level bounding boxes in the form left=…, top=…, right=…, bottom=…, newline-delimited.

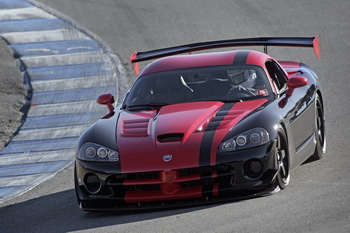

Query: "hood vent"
left=158, top=133, right=184, bottom=142
left=204, top=109, right=247, bottom=131
left=122, top=118, right=150, bottom=136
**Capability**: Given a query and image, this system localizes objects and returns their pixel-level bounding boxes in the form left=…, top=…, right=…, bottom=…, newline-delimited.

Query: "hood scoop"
left=157, top=133, right=184, bottom=142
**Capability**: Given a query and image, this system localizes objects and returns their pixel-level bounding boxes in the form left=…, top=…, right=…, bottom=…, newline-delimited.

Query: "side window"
left=265, top=60, right=288, bottom=92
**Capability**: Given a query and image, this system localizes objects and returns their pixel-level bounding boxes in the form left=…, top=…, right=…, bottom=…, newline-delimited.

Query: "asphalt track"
left=1, top=0, right=350, bottom=232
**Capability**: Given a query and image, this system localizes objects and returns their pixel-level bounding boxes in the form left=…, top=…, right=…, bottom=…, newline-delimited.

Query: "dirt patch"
left=0, top=38, right=27, bottom=151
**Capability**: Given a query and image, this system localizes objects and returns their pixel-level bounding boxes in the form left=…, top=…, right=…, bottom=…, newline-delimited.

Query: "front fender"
left=77, top=110, right=120, bottom=152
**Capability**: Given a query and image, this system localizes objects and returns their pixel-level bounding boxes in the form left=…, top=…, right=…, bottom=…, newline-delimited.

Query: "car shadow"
left=0, top=188, right=231, bottom=233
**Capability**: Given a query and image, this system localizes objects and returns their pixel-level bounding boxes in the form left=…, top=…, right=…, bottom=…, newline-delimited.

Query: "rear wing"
left=130, top=36, right=320, bottom=74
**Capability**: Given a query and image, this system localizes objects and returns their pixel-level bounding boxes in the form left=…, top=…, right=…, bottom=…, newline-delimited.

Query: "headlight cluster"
left=220, top=128, right=270, bottom=152
left=79, top=142, right=119, bottom=162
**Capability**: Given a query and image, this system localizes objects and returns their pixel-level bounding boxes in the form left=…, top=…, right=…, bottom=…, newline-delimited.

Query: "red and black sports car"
left=75, top=37, right=326, bottom=211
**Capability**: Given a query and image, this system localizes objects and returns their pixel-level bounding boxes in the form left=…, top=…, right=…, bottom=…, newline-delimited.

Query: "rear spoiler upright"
left=130, top=36, right=320, bottom=74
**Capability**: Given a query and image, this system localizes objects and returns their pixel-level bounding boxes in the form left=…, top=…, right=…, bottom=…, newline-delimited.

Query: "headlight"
left=79, top=142, right=119, bottom=162
left=220, top=128, right=270, bottom=152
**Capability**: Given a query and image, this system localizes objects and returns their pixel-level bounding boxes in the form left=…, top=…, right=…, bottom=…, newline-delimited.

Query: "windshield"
left=124, top=65, right=272, bottom=109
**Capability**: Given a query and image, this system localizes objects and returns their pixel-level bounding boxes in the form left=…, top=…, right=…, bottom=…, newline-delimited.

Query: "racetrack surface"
left=1, top=0, right=350, bottom=232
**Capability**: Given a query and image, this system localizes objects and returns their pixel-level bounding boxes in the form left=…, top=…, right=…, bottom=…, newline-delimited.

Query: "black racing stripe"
left=199, top=130, right=215, bottom=166
left=233, top=50, right=250, bottom=64
left=199, top=103, right=235, bottom=167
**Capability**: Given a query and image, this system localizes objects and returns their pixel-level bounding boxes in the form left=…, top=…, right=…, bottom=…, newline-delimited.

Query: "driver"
left=225, top=69, right=268, bottom=97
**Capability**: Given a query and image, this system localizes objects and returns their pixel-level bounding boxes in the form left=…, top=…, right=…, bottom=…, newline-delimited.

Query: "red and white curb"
left=0, top=0, right=126, bottom=203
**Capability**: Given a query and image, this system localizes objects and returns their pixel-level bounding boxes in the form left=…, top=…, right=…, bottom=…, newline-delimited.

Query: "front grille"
left=106, top=171, right=160, bottom=191
left=178, top=164, right=234, bottom=187
left=101, top=164, right=236, bottom=199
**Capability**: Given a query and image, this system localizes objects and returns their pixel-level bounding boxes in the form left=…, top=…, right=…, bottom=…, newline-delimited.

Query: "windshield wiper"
left=220, top=99, right=243, bottom=103
left=201, top=99, right=243, bottom=103
left=126, top=103, right=168, bottom=110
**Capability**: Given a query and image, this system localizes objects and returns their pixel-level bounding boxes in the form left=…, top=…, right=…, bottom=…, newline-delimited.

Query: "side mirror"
left=286, top=76, right=308, bottom=96
left=97, top=93, right=115, bottom=112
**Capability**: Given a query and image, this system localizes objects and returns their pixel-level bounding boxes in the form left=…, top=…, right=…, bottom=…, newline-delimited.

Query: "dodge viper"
left=74, top=37, right=326, bottom=211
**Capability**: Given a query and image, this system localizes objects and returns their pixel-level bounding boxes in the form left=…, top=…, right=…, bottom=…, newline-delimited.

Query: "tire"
left=274, top=126, right=290, bottom=190
left=310, top=94, right=326, bottom=161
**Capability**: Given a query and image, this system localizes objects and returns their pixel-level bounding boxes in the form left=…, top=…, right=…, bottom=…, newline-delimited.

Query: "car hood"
left=117, top=100, right=267, bottom=173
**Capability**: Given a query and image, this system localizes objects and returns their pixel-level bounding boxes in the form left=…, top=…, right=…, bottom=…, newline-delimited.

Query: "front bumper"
left=75, top=141, right=278, bottom=211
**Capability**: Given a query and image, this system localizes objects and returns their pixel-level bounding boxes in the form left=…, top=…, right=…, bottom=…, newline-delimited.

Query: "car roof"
left=139, top=50, right=271, bottom=76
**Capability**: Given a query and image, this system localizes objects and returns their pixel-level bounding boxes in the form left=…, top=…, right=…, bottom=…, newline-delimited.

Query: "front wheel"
left=273, top=126, right=290, bottom=191
left=310, top=94, right=326, bottom=161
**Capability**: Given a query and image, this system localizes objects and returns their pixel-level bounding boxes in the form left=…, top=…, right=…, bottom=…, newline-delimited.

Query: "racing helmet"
left=227, top=69, right=257, bottom=89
